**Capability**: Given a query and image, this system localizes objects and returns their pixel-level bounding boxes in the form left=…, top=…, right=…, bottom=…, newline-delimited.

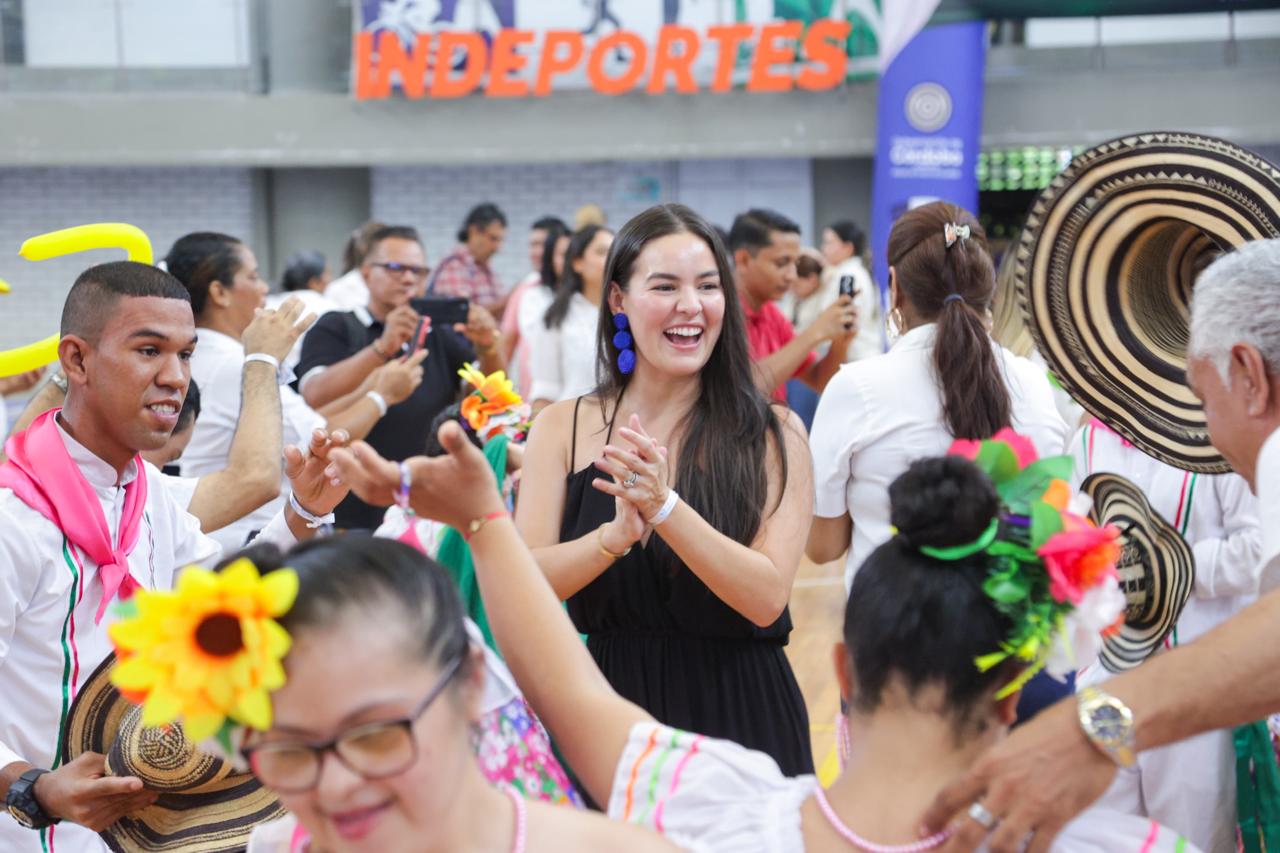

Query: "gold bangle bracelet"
left=597, top=527, right=632, bottom=561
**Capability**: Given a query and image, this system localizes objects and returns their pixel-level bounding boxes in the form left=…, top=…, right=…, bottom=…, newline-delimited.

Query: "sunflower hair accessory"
left=107, top=558, right=298, bottom=754
left=458, top=363, right=530, bottom=444
left=930, top=428, right=1124, bottom=699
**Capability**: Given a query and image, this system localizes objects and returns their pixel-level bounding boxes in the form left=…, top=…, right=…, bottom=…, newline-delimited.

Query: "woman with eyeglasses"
left=241, top=536, right=683, bottom=853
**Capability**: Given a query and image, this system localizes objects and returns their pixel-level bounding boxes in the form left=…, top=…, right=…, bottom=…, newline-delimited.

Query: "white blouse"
left=528, top=292, right=602, bottom=404
left=810, top=323, right=1069, bottom=591
left=607, top=722, right=1200, bottom=853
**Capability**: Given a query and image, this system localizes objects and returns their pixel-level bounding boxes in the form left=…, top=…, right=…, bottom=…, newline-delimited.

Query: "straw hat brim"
left=62, top=654, right=285, bottom=853
left=1015, top=132, right=1280, bottom=473
left=1081, top=472, right=1195, bottom=673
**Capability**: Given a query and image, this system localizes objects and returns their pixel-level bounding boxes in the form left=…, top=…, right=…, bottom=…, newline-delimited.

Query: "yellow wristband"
left=597, top=527, right=632, bottom=561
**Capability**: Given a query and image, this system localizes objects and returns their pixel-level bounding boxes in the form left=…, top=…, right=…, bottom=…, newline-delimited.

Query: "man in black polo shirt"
left=297, top=225, right=504, bottom=528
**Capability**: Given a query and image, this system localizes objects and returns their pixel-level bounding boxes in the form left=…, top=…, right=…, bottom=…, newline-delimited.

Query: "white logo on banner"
left=904, top=81, right=952, bottom=133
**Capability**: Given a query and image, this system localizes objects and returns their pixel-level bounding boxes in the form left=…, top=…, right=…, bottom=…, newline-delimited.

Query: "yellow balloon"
left=0, top=278, right=10, bottom=293
left=0, top=223, right=155, bottom=378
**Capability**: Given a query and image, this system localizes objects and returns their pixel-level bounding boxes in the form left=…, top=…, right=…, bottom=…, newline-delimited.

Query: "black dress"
left=560, top=399, right=813, bottom=777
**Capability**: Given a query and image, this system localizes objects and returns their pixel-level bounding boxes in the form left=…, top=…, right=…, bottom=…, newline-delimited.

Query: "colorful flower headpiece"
left=458, top=363, right=530, bottom=444
left=936, top=428, right=1124, bottom=698
left=107, top=558, right=298, bottom=755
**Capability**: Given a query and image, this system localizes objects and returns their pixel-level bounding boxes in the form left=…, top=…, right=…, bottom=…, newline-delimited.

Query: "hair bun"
left=889, top=456, right=999, bottom=552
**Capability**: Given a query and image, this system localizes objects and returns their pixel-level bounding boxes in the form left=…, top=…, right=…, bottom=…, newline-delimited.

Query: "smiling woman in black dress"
left=515, top=203, right=814, bottom=778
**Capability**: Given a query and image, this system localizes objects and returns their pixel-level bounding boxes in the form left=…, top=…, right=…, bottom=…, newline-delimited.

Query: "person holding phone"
left=821, top=219, right=884, bottom=361
left=295, top=225, right=505, bottom=530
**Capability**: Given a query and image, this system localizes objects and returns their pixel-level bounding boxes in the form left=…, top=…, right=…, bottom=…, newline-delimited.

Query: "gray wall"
left=263, top=167, right=371, bottom=283
left=812, top=158, right=874, bottom=253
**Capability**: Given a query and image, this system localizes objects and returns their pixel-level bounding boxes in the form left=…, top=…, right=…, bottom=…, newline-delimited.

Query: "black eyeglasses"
left=372, top=261, right=430, bottom=280
left=243, top=655, right=462, bottom=793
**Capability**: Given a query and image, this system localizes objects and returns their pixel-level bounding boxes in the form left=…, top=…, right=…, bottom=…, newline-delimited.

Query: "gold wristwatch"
left=1077, top=686, right=1136, bottom=767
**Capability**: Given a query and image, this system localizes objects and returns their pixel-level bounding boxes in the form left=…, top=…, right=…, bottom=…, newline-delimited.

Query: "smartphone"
left=837, top=275, right=857, bottom=331
left=412, top=296, right=470, bottom=329
left=407, top=315, right=431, bottom=356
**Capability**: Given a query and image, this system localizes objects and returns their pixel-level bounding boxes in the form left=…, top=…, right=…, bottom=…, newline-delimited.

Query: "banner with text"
left=869, top=19, right=986, bottom=300
left=353, top=0, right=884, bottom=99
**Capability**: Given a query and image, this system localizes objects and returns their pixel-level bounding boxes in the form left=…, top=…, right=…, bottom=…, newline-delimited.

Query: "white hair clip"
left=944, top=222, right=971, bottom=249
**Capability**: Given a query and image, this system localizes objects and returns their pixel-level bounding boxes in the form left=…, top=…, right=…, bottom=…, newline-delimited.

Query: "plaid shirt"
left=429, top=244, right=503, bottom=307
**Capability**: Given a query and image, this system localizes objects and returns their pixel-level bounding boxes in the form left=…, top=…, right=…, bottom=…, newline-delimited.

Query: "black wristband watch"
left=6, top=769, right=59, bottom=830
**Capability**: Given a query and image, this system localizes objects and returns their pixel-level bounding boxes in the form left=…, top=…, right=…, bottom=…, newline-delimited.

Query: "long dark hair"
left=887, top=202, right=1010, bottom=440
left=846, top=455, right=1014, bottom=735
left=544, top=225, right=610, bottom=330
left=538, top=220, right=571, bottom=291
left=596, top=203, right=789, bottom=573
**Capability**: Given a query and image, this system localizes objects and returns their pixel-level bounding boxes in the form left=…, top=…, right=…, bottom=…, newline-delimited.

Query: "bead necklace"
left=504, top=786, right=528, bottom=853
left=813, top=785, right=952, bottom=853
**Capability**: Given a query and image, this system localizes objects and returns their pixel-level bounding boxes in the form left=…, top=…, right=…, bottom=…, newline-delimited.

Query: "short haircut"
left=1190, top=238, right=1280, bottom=380
left=60, top=261, right=191, bottom=343
left=531, top=216, right=568, bottom=233
left=365, top=226, right=423, bottom=262
left=281, top=250, right=327, bottom=292
left=164, top=232, right=244, bottom=318
left=456, top=203, right=507, bottom=242
left=176, top=379, right=202, bottom=434
left=728, top=208, right=801, bottom=254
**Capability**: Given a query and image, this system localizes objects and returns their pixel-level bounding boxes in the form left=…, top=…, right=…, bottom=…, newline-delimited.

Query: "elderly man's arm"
left=924, top=582, right=1280, bottom=853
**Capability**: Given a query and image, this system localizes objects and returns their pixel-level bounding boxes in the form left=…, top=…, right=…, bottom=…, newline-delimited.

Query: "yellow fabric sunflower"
left=108, top=558, right=298, bottom=741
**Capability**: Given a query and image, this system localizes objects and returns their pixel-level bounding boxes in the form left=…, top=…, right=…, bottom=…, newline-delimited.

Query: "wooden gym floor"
left=784, top=553, right=847, bottom=786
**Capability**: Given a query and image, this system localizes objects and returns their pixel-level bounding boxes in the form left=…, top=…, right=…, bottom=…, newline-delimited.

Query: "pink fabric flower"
left=1039, top=522, right=1120, bottom=604
left=947, top=429, right=1039, bottom=468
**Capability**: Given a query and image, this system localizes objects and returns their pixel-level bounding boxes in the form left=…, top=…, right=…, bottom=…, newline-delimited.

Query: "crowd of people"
left=1, top=155, right=1278, bottom=853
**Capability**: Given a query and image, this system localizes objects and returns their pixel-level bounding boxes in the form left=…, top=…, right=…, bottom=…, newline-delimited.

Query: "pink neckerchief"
left=0, top=409, right=148, bottom=622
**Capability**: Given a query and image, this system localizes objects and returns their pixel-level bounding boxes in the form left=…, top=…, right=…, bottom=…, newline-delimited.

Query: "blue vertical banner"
left=870, top=21, right=987, bottom=297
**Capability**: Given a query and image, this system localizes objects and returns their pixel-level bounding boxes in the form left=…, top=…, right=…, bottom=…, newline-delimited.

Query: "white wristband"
left=244, top=352, right=280, bottom=371
left=647, top=489, right=680, bottom=526
left=366, top=390, right=388, bottom=417
left=288, top=491, right=335, bottom=530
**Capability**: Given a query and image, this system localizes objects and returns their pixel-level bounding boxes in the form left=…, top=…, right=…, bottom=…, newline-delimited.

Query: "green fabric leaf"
left=975, top=441, right=1019, bottom=484
left=1030, top=500, right=1065, bottom=550
left=984, top=571, right=1029, bottom=604
left=998, top=456, right=1074, bottom=510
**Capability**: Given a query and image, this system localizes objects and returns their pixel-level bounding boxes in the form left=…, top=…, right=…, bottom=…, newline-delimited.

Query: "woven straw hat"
left=62, top=654, right=285, bottom=853
left=1081, top=472, right=1195, bottom=672
left=1015, top=132, right=1280, bottom=473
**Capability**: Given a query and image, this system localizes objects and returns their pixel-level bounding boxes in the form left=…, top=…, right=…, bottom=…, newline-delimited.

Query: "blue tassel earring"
left=613, top=312, right=635, bottom=374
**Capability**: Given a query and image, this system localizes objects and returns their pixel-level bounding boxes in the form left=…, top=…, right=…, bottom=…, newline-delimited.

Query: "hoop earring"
left=886, top=307, right=905, bottom=342
left=613, top=313, right=636, bottom=375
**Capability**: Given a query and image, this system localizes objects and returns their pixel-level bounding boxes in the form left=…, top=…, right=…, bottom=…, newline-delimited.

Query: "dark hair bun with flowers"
left=890, top=456, right=999, bottom=555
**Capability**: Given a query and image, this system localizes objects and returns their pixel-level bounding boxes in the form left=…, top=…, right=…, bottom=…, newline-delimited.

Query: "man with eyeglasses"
left=296, top=225, right=504, bottom=530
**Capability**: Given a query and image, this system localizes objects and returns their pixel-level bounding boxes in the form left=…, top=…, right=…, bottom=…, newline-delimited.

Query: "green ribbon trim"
left=1235, top=720, right=1280, bottom=853
left=921, top=518, right=1000, bottom=562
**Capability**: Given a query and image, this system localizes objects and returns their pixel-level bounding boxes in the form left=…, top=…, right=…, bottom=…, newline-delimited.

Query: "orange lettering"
left=430, top=31, right=488, bottom=98
left=646, top=25, right=700, bottom=95
left=747, top=21, right=801, bottom=93
left=586, top=31, right=649, bottom=96
left=534, top=31, right=585, bottom=96
left=354, top=32, right=382, bottom=99
left=374, top=31, right=431, bottom=98
left=705, top=24, right=753, bottom=92
left=797, top=19, right=850, bottom=90
left=486, top=28, right=533, bottom=97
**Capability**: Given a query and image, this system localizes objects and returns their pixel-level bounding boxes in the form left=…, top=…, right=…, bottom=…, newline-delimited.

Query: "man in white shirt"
left=921, top=238, right=1280, bottom=852
left=0, top=261, right=348, bottom=853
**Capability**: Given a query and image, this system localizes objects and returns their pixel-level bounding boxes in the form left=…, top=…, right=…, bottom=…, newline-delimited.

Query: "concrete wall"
left=0, top=168, right=255, bottom=350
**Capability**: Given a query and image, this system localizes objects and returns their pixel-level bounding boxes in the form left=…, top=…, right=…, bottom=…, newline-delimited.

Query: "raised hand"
left=285, top=428, right=352, bottom=518
left=0, top=367, right=46, bottom=397
left=454, top=303, right=500, bottom=354
left=594, top=413, right=671, bottom=523
left=372, top=348, right=428, bottom=406
left=377, top=304, right=421, bottom=357
left=241, top=296, right=316, bottom=363
left=811, top=294, right=859, bottom=343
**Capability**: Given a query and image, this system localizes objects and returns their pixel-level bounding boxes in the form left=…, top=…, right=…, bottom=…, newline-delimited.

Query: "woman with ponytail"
left=806, top=202, right=1068, bottom=593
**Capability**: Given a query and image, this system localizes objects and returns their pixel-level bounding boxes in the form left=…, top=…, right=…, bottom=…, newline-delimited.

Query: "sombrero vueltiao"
left=62, top=654, right=285, bottom=853
left=1015, top=132, right=1280, bottom=473
left=1081, top=472, right=1194, bottom=672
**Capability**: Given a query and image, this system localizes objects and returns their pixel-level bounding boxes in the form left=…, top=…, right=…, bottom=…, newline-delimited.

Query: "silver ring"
left=623, top=471, right=639, bottom=488
left=967, top=801, right=998, bottom=831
